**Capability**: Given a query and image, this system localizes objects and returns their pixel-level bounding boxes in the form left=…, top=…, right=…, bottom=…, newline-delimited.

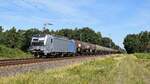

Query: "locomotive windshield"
left=31, top=34, right=46, bottom=46
left=33, top=34, right=46, bottom=37
left=31, top=40, right=44, bottom=46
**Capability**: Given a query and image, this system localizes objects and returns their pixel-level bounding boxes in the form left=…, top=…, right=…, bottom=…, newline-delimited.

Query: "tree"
left=0, top=26, right=4, bottom=45
left=55, top=29, right=74, bottom=39
left=96, top=32, right=102, bottom=45
left=78, top=27, right=101, bottom=44
left=0, top=26, right=122, bottom=52
left=101, top=37, right=112, bottom=48
left=53, top=27, right=120, bottom=50
left=123, top=31, right=150, bottom=53
left=0, top=26, right=3, bottom=32
left=21, top=28, right=41, bottom=51
left=139, top=31, right=150, bottom=52
left=4, top=27, right=18, bottom=48
left=43, top=29, right=50, bottom=34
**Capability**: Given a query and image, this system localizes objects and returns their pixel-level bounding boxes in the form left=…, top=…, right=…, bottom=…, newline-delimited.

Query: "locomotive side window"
left=33, top=39, right=38, bottom=41
left=51, top=39, right=53, bottom=43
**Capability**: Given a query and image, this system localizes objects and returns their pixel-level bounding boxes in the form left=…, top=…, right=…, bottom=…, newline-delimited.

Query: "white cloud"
left=0, top=0, right=99, bottom=27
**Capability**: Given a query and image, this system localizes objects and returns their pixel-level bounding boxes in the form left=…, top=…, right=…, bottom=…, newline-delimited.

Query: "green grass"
left=0, top=45, right=32, bottom=59
left=0, top=54, right=150, bottom=84
left=134, top=53, right=150, bottom=59
left=135, top=53, right=150, bottom=73
left=0, top=56, right=118, bottom=84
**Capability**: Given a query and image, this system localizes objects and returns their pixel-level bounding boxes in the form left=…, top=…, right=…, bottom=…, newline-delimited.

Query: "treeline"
left=123, top=31, right=150, bottom=53
left=0, top=26, right=122, bottom=52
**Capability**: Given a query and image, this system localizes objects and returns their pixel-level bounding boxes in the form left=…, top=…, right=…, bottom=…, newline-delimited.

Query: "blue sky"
left=0, top=0, right=150, bottom=48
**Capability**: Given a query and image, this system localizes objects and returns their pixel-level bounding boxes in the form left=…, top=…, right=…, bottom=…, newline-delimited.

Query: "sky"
left=0, top=0, right=150, bottom=48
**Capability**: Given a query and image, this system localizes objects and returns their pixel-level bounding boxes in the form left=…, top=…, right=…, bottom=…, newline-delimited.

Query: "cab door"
left=45, top=36, right=53, bottom=53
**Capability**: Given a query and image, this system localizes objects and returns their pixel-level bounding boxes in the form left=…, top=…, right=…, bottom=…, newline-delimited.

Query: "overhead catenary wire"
left=21, top=0, right=53, bottom=30
left=21, top=0, right=48, bottom=13
left=1, top=0, right=47, bottom=13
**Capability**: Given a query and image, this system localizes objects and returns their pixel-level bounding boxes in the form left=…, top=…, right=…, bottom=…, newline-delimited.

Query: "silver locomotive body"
left=29, top=34, right=76, bottom=57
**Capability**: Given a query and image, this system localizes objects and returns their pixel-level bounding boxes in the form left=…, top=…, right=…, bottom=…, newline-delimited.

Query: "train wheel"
left=34, top=52, right=41, bottom=58
left=61, top=54, right=64, bottom=57
left=33, top=53, right=38, bottom=58
left=70, top=53, right=75, bottom=57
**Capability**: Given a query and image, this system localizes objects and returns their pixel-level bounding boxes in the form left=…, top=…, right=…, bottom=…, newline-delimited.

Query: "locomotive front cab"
left=29, top=34, right=47, bottom=57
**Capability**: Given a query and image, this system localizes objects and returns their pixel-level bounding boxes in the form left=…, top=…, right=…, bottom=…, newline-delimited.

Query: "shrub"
left=0, top=45, right=31, bottom=59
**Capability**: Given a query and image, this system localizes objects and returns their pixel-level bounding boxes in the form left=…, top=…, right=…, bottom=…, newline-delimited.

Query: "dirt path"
left=109, top=55, right=150, bottom=84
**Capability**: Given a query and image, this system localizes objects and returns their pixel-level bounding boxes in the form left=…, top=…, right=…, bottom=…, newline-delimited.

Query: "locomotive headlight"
left=87, top=46, right=90, bottom=49
left=78, top=44, right=81, bottom=47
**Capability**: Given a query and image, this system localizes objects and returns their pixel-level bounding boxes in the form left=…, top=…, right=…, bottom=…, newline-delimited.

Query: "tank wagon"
left=75, top=40, right=96, bottom=55
left=95, top=45, right=118, bottom=55
left=29, top=34, right=119, bottom=58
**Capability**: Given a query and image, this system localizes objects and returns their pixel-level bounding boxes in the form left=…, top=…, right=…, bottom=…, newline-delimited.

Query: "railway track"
left=0, top=58, right=46, bottom=67
left=0, top=55, right=103, bottom=67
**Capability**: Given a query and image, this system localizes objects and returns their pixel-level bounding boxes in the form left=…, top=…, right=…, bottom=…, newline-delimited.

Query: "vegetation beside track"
left=134, top=53, right=150, bottom=59
left=0, top=54, right=150, bottom=84
left=0, top=45, right=31, bottom=59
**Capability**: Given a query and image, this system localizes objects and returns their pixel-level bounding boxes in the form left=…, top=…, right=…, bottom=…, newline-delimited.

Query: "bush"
left=0, top=45, right=31, bottom=59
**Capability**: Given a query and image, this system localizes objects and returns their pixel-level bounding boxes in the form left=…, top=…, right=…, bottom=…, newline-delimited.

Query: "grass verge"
left=0, top=56, right=119, bottom=84
left=0, top=54, right=150, bottom=84
left=134, top=53, right=150, bottom=59
left=0, top=45, right=32, bottom=59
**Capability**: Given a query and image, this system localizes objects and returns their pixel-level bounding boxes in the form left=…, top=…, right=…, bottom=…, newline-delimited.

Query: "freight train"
left=29, top=34, right=119, bottom=58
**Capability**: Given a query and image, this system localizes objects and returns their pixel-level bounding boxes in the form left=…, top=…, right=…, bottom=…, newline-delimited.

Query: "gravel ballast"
left=0, top=56, right=105, bottom=77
